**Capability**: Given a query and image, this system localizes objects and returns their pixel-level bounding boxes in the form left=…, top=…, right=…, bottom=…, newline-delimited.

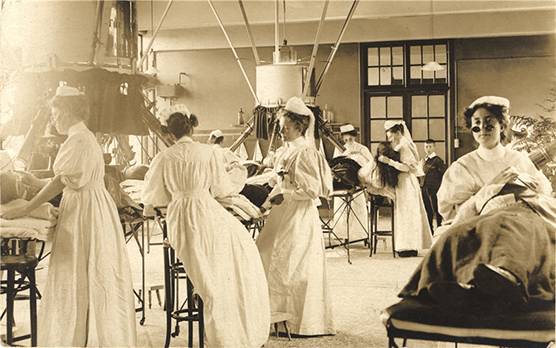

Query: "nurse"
left=256, top=97, right=336, bottom=336
left=333, top=124, right=373, bottom=241
left=142, top=104, right=270, bottom=348
left=2, top=85, right=137, bottom=347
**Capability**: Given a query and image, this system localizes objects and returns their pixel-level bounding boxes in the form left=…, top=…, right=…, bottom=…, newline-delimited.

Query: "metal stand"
left=321, top=187, right=369, bottom=264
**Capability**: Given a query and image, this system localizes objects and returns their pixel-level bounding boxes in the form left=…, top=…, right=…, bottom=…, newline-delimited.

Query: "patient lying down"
left=399, top=96, right=555, bottom=312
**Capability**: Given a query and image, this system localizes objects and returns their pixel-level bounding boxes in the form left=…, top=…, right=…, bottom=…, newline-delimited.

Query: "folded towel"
left=1, top=217, right=56, bottom=234
left=2, top=199, right=58, bottom=220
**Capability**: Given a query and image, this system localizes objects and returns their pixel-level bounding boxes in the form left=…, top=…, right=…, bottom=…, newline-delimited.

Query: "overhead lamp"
left=422, top=61, right=444, bottom=71
left=143, top=0, right=161, bottom=75
left=421, top=0, right=444, bottom=72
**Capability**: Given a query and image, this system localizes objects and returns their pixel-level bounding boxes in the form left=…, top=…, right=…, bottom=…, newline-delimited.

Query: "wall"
left=454, top=35, right=556, bottom=158
left=155, top=43, right=360, bottom=135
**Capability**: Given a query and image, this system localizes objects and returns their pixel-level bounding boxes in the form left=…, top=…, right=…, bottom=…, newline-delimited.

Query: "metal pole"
left=238, top=0, right=261, bottom=66
left=302, top=0, right=329, bottom=98
left=208, top=0, right=260, bottom=105
left=89, top=0, right=104, bottom=65
left=229, top=116, right=255, bottom=152
left=275, top=0, right=280, bottom=54
left=137, top=0, right=174, bottom=70
left=316, top=0, right=359, bottom=93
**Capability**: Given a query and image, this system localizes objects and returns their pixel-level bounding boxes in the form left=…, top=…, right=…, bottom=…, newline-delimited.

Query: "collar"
left=177, top=136, right=193, bottom=144
left=425, top=152, right=437, bottom=160
left=477, top=143, right=505, bottom=161
left=289, top=136, right=306, bottom=149
left=212, top=144, right=222, bottom=149
left=68, top=121, right=87, bottom=135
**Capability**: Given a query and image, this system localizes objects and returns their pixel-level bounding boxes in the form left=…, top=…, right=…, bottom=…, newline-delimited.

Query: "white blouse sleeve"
left=142, top=152, right=172, bottom=207
left=209, top=149, right=236, bottom=199
left=285, top=148, right=332, bottom=201
left=361, top=145, right=374, bottom=164
left=53, top=135, right=95, bottom=189
left=437, top=161, right=504, bottom=224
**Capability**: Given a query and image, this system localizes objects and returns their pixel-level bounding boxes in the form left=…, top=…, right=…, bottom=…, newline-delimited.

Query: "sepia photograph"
left=0, top=1, right=555, bottom=347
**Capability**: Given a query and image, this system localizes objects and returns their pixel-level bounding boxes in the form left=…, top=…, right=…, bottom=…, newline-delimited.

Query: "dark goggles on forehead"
left=471, top=124, right=495, bottom=133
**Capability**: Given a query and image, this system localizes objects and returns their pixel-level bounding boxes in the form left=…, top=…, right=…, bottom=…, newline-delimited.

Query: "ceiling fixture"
left=145, top=0, right=161, bottom=75
left=421, top=0, right=444, bottom=72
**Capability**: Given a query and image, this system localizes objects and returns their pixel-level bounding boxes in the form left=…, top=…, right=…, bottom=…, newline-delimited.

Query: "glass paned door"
left=366, top=94, right=404, bottom=155
left=411, top=93, right=447, bottom=160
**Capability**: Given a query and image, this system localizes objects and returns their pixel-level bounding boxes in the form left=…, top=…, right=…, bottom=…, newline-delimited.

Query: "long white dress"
left=391, top=137, right=432, bottom=252
left=256, top=136, right=336, bottom=336
left=38, top=122, right=137, bottom=347
left=332, top=142, right=372, bottom=240
left=142, top=136, right=270, bottom=348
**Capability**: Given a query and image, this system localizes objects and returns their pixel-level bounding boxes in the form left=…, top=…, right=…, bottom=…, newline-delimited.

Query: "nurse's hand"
left=270, top=193, right=284, bottom=206
left=15, top=170, right=42, bottom=188
left=1, top=205, right=30, bottom=220
left=377, top=155, right=390, bottom=164
left=488, top=166, right=520, bottom=186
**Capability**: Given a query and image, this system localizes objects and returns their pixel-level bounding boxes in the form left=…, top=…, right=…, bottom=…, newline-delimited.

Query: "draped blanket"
left=399, top=205, right=555, bottom=308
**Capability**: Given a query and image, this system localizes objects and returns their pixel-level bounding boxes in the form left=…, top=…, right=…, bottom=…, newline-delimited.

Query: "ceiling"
left=136, top=0, right=556, bottom=31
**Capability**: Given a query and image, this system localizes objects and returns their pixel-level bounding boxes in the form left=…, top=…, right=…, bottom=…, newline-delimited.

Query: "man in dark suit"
left=420, top=139, right=446, bottom=234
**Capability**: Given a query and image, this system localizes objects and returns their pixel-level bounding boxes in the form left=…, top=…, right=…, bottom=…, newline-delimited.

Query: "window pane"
left=422, top=45, right=434, bottom=63
left=435, top=66, right=447, bottom=82
left=436, top=141, right=446, bottom=160
left=435, top=44, right=447, bottom=64
left=410, top=66, right=421, bottom=84
left=370, top=120, right=387, bottom=141
left=368, top=68, right=379, bottom=86
left=370, top=96, right=386, bottom=118
left=392, top=67, right=403, bottom=85
left=416, top=142, right=426, bottom=160
left=392, top=46, right=403, bottom=65
left=429, top=119, right=445, bottom=140
left=412, top=119, right=428, bottom=141
left=422, top=69, right=434, bottom=83
left=412, top=95, right=427, bottom=117
left=429, top=95, right=445, bottom=117
left=368, top=47, right=379, bottom=66
left=410, top=46, right=421, bottom=64
left=387, top=96, right=403, bottom=118
left=380, top=47, right=391, bottom=66
left=380, top=67, right=391, bottom=85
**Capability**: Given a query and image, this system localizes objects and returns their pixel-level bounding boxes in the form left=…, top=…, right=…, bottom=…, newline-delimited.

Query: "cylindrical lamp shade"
left=257, top=64, right=306, bottom=107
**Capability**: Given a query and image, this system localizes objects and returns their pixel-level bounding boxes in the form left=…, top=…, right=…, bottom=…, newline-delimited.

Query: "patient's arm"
left=2, top=175, right=65, bottom=220
left=16, top=171, right=50, bottom=189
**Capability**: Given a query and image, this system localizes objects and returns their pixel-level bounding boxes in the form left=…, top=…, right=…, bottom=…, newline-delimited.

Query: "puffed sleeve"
left=284, top=148, right=332, bottom=201
left=53, top=135, right=96, bottom=189
left=437, top=161, right=504, bottom=224
left=397, top=138, right=423, bottom=176
left=142, top=152, right=172, bottom=207
left=209, top=148, right=236, bottom=199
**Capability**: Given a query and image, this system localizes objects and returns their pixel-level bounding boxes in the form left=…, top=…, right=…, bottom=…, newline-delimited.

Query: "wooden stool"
left=137, top=284, right=165, bottom=309
left=270, top=312, right=293, bottom=340
left=369, top=195, right=396, bottom=258
left=1, top=254, right=38, bottom=347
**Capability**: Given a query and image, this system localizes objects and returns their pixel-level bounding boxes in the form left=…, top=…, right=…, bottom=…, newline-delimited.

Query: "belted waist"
left=172, top=190, right=211, bottom=200
left=64, top=181, right=104, bottom=193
